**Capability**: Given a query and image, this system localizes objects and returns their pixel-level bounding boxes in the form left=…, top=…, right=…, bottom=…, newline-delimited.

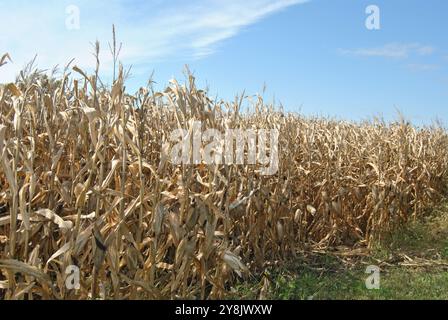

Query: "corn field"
left=1, top=52, right=448, bottom=299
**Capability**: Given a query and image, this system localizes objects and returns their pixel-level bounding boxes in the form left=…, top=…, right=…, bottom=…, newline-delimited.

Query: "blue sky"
left=0, top=0, right=447, bottom=125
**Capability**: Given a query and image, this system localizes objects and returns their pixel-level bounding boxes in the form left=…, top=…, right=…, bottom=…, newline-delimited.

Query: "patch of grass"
left=379, top=201, right=448, bottom=258
left=233, top=263, right=448, bottom=300
left=272, top=266, right=448, bottom=300
left=232, top=201, right=448, bottom=300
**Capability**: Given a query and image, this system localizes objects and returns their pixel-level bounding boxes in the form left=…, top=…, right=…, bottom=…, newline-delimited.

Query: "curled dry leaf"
left=222, top=251, right=248, bottom=278
left=35, top=209, right=73, bottom=231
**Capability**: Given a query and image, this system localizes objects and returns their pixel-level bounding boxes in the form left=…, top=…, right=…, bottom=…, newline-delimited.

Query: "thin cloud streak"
left=406, top=63, right=440, bottom=72
left=339, top=43, right=436, bottom=59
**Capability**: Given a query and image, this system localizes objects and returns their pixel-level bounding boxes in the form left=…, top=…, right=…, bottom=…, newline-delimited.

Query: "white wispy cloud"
left=339, top=43, right=436, bottom=59
left=0, top=0, right=307, bottom=82
left=406, top=63, right=440, bottom=72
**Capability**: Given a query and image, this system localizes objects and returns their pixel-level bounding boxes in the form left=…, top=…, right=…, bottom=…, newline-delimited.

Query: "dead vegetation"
left=0, top=46, right=447, bottom=299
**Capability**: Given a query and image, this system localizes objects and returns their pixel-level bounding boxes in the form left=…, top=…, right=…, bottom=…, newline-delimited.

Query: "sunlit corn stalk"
left=11, top=92, right=23, bottom=258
